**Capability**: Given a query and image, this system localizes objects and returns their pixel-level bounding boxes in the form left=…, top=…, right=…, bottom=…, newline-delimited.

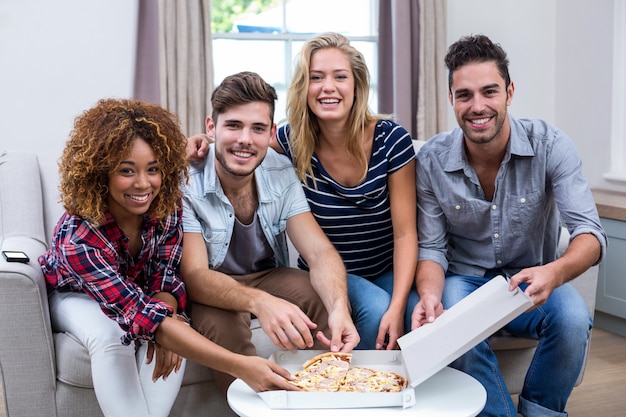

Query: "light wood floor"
left=1, top=328, right=624, bottom=416
left=561, top=327, right=626, bottom=416
left=512, top=327, right=626, bottom=416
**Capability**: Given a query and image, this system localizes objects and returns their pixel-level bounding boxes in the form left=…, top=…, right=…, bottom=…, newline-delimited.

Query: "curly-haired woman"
left=40, top=98, right=297, bottom=417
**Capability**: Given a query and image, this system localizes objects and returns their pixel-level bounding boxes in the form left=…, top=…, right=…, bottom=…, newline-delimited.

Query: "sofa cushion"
left=53, top=331, right=215, bottom=387
left=53, top=318, right=276, bottom=389
left=36, top=152, right=64, bottom=244
left=250, top=318, right=279, bottom=359
left=54, top=332, right=93, bottom=388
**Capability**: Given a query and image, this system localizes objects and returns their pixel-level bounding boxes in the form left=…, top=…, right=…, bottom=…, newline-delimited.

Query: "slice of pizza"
left=288, top=352, right=352, bottom=392
left=338, top=366, right=408, bottom=393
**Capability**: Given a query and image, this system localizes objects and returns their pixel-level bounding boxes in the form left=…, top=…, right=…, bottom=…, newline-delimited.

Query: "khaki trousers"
left=190, top=267, right=330, bottom=395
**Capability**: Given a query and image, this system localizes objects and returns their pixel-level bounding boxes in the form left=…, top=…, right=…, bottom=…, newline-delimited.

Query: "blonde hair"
left=59, top=98, right=189, bottom=226
left=287, top=32, right=385, bottom=184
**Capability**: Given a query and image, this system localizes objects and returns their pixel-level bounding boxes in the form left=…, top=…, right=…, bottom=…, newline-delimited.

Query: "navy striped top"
left=276, top=119, right=415, bottom=280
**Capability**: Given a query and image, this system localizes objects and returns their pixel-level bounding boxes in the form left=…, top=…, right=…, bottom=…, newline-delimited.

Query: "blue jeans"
left=442, top=273, right=591, bottom=417
left=347, top=271, right=420, bottom=350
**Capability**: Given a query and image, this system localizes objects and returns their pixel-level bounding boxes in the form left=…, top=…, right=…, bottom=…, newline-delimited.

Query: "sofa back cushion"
left=36, top=152, right=64, bottom=245
left=0, top=151, right=48, bottom=249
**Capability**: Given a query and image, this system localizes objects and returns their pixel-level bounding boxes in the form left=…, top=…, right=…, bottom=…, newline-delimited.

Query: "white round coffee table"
left=227, top=366, right=486, bottom=416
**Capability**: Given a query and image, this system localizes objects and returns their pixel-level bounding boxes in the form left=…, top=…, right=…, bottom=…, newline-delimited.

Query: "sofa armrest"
left=570, top=264, right=599, bottom=317
left=0, top=238, right=58, bottom=417
left=558, top=226, right=599, bottom=317
left=0, top=151, right=58, bottom=415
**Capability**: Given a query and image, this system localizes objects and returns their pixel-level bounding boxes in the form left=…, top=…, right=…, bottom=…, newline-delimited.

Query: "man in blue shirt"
left=412, top=35, right=607, bottom=417
left=181, top=72, right=359, bottom=395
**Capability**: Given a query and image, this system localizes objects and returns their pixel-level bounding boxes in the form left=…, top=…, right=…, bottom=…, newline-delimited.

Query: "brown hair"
left=211, top=71, right=277, bottom=122
left=59, top=98, right=189, bottom=225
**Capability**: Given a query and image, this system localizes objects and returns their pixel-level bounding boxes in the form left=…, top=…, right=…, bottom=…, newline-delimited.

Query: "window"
left=211, top=0, right=379, bottom=123
left=604, top=0, right=626, bottom=184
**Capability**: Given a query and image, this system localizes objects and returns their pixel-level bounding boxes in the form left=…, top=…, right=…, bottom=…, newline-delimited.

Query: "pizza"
left=340, top=366, right=407, bottom=393
left=288, top=352, right=352, bottom=392
left=287, top=352, right=407, bottom=393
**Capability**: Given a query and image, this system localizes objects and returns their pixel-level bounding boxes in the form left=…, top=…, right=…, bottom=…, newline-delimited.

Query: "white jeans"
left=49, top=291, right=186, bottom=417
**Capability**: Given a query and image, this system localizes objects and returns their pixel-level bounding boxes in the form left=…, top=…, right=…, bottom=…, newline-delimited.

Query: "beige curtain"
left=378, top=0, right=419, bottom=136
left=416, top=0, right=447, bottom=142
left=158, top=0, right=213, bottom=137
left=378, top=0, right=447, bottom=140
left=134, top=0, right=160, bottom=104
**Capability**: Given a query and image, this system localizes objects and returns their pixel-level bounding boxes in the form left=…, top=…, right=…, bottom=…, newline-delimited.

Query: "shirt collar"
left=509, top=115, right=535, bottom=158
left=103, top=211, right=158, bottom=233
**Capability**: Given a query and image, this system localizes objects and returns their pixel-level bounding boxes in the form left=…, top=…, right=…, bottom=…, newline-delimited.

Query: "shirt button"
left=492, top=205, right=497, bottom=210
left=494, top=233, right=499, bottom=238
left=455, top=205, right=461, bottom=210
left=496, top=260, right=502, bottom=265
left=520, top=198, right=526, bottom=203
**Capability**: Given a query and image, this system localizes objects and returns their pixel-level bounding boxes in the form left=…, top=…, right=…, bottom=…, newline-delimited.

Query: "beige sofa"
left=0, top=146, right=598, bottom=416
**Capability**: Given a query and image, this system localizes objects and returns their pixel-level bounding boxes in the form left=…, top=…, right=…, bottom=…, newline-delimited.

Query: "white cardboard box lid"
left=398, top=275, right=533, bottom=388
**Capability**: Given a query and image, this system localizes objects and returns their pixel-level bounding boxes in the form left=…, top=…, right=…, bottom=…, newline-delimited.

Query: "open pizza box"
left=257, top=275, right=533, bottom=409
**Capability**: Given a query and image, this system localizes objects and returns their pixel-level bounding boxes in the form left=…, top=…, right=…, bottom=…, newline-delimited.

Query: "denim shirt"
left=182, top=145, right=310, bottom=269
left=416, top=115, right=607, bottom=277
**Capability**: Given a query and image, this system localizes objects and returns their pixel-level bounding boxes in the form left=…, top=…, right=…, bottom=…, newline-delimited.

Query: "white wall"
left=0, top=0, right=138, bottom=158
left=446, top=0, right=624, bottom=193
left=553, top=0, right=622, bottom=193
left=446, top=0, right=557, bottom=127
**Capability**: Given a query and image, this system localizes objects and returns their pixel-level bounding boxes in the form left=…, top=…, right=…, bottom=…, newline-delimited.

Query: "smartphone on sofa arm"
left=2, top=250, right=30, bottom=263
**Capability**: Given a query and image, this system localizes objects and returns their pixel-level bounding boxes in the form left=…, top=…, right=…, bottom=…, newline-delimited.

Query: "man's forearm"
left=548, top=233, right=602, bottom=285
left=184, top=268, right=261, bottom=312
left=308, top=249, right=351, bottom=316
left=415, top=259, right=445, bottom=301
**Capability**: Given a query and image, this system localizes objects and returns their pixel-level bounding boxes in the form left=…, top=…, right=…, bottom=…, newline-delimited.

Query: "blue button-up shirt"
left=416, top=115, right=607, bottom=277
left=182, top=145, right=310, bottom=269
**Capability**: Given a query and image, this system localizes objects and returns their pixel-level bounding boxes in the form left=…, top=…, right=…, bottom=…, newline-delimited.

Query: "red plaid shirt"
left=40, top=208, right=187, bottom=345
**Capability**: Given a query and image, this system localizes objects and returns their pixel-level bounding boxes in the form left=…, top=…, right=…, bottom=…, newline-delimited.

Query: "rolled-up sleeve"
left=62, top=241, right=174, bottom=344
left=548, top=131, right=608, bottom=264
left=147, top=211, right=187, bottom=313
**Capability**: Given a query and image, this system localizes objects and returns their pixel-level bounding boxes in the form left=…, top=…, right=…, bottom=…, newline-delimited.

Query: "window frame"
left=210, top=0, right=379, bottom=122
left=604, top=0, right=626, bottom=184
